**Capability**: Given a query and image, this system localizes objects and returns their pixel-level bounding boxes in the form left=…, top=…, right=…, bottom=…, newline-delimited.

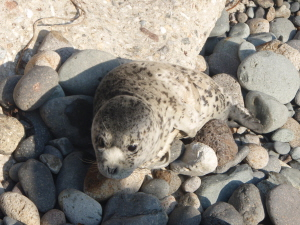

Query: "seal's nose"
left=107, top=166, right=118, bottom=175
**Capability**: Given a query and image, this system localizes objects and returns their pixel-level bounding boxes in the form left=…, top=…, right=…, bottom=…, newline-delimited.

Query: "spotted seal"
left=92, top=61, right=262, bottom=179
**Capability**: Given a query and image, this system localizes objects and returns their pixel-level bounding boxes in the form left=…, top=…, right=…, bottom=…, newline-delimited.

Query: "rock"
left=271, top=128, right=295, bottom=142
left=3, top=217, right=24, bottom=225
left=24, top=50, right=61, bottom=75
left=293, top=16, right=300, bottom=27
left=140, top=178, right=169, bottom=200
left=247, top=18, right=270, bottom=34
left=84, top=165, right=145, bottom=202
left=179, top=193, right=202, bottom=212
left=181, top=176, right=201, bottom=193
left=58, top=189, right=102, bottom=225
left=195, top=164, right=254, bottom=209
left=256, top=40, right=300, bottom=71
left=253, top=171, right=266, bottom=184
left=209, top=9, right=229, bottom=37
left=255, top=6, right=265, bottom=18
left=273, top=141, right=291, bottom=155
left=261, top=155, right=282, bottom=173
left=244, top=143, right=269, bottom=169
left=102, top=192, right=168, bottom=225
left=228, top=183, right=264, bottom=225
left=40, top=209, right=66, bottom=225
left=281, top=118, right=300, bottom=148
left=0, top=115, right=24, bottom=155
left=0, top=75, right=22, bottom=109
left=214, top=145, right=250, bottom=173
left=229, top=23, right=250, bottom=39
left=289, top=160, right=300, bottom=170
left=152, top=169, right=181, bottom=195
left=58, top=50, right=120, bottom=96
left=274, top=0, right=283, bottom=7
left=11, top=183, right=25, bottom=195
left=275, top=5, right=291, bottom=18
left=169, top=139, right=185, bottom=163
left=207, top=52, right=240, bottom=77
left=238, top=41, right=256, bottom=61
left=43, top=145, right=63, bottom=160
left=40, top=95, right=93, bottom=147
left=239, top=133, right=261, bottom=145
left=195, top=119, right=238, bottom=166
left=213, top=37, right=246, bottom=59
left=203, top=36, right=224, bottom=55
left=237, top=12, right=248, bottom=23
left=38, top=30, right=75, bottom=64
left=238, top=51, right=299, bottom=104
left=8, top=162, right=24, bottom=182
left=18, top=159, right=56, bottom=213
left=270, top=18, right=296, bottom=42
left=247, top=32, right=277, bottom=46
left=0, top=192, right=40, bottom=225
left=266, top=184, right=300, bottom=225
left=246, top=91, right=289, bottom=133
left=45, top=84, right=65, bottom=101
left=201, top=202, right=244, bottom=225
left=168, top=206, right=201, bottom=225
left=266, top=6, right=276, bottom=21
left=255, top=0, right=274, bottom=8
left=39, top=153, right=62, bottom=174
left=290, top=147, right=300, bottom=162
left=48, top=137, right=74, bottom=156
left=160, top=195, right=177, bottom=215
left=280, top=167, right=300, bottom=190
left=170, top=142, right=218, bottom=176
left=291, top=2, right=300, bottom=13
left=56, top=151, right=90, bottom=195
left=247, top=7, right=255, bottom=18
left=13, top=66, right=59, bottom=111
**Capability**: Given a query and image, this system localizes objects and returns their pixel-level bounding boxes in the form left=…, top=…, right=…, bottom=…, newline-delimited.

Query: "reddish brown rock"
left=152, top=169, right=182, bottom=195
left=194, top=119, right=238, bottom=167
left=281, top=118, right=300, bottom=148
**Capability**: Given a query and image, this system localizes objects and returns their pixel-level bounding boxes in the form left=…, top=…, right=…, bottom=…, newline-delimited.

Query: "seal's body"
left=92, top=61, right=261, bottom=179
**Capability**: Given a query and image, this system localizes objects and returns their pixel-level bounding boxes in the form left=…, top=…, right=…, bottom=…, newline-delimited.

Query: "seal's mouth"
left=98, top=163, right=134, bottom=179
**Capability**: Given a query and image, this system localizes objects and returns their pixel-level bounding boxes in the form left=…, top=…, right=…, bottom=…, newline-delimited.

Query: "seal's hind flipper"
left=229, top=104, right=263, bottom=133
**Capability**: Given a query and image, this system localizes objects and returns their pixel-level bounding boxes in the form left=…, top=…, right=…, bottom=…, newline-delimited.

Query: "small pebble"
left=247, top=7, right=255, bottom=18
left=182, top=176, right=201, bottom=193
left=179, top=193, right=202, bottom=212
left=238, top=41, right=256, bottom=61
left=208, top=52, right=240, bottom=76
left=228, top=23, right=250, bottom=39
left=39, top=153, right=63, bottom=174
left=270, top=18, right=297, bottom=42
left=237, top=12, right=248, bottom=23
left=160, top=195, right=177, bottom=215
left=255, top=6, right=265, bottom=18
left=244, top=143, right=269, bottom=169
left=271, top=128, right=295, bottom=142
left=48, top=137, right=74, bottom=156
left=41, top=209, right=66, bottom=225
left=281, top=118, right=300, bottom=148
left=255, top=0, right=274, bottom=8
left=43, top=145, right=63, bottom=160
left=266, top=6, right=276, bottom=21
left=3, top=216, right=24, bottom=225
left=274, top=141, right=291, bottom=155
left=8, top=163, right=24, bottom=182
left=290, top=2, right=300, bottom=13
left=280, top=167, right=300, bottom=190
left=140, top=178, right=169, bottom=200
left=290, top=147, right=300, bottom=162
left=247, top=18, right=270, bottom=34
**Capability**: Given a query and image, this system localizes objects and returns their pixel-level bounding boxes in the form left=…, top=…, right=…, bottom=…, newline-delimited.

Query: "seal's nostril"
left=107, top=166, right=118, bottom=175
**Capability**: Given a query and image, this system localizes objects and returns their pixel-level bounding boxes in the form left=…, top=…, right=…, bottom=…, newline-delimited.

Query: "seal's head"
left=92, top=95, right=161, bottom=179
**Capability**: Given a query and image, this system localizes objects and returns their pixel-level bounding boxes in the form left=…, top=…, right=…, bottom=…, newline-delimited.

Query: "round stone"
left=58, top=49, right=120, bottom=96
left=179, top=193, right=202, bottom=211
left=247, top=18, right=270, bottom=34
left=209, top=9, right=230, bottom=37
left=244, top=143, right=269, bottom=169
left=270, top=18, right=297, bottom=42
left=281, top=118, right=300, bottom=148
left=0, top=75, right=22, bottom=109
left=266, top=6, right=275, bottom=21
left=39, top=153, right=63, bottom=174
left=293, top=16, right=300, bottom=27
left=43, top=145, right=63, bottom=160
left=255, top=6, right=265, bottom=18
left=141, top=178, right=169, bottom=200
left=8, top=162, right=24, bottom=182
left=182, top=176, right=201, bottom=193
left=238, top=41, right=256, bottom=61
left=0, top=192, right=40, bottom=225
left=213, top=37, right=246, bottom=59
left=275, top=5, right=291, bottom=18
left=0, top=115, right=25, bottom=155
left=41, top=209, right=66, bottom=225
left=236, top=12, right=248, bottom=23
left=271, top=128, right=295, bottom=142
left=290, top=2, right=300, bottom=13
left=274, top=141, right=291, bottom=155
left=247, top=32, right=277, bottom=46
left=160, top=195, right=177, bottom=215
left=207, top=52, right=240, bottom=77
left=58, top=189, right=102, bottom=225
left=229, top=23, right=250, bottom=39
left=168, top=206, right=201, bottom=225
left=238, top=51, right=299, bottom=104
left=290, top=147, right=300, bottom=162
left=152, top=169, right=182, bottom=195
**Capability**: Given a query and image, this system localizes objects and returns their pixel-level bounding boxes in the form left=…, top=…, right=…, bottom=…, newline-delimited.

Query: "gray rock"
left=285, top=102, right=295, bottom=117
left=40, top=209, right=66, bottom=225
left=208, top=52, right=240, bottom=77
left=293, top=31, right=300, bottom=40
left=237, top=12, right=248, bottom=23
left=202, top=202, right=244, bottom=225
left=293, top=16, right=300, bottom=27
left=43, top=145, right=63, bottom=160
left=260, top=155, right=281, bottom=173
left=247, top=7, right=255, bottom=19
left=228, top=183, right=264, bottom=225
left=266, top=184, right=300, bottom=225
left=290, top=147, right=300, bottom=162
left=169, top=139, right=184, bottom=163
left=168, top=206, right=201, bottom=225
left=18, top=159, right=56, bottom=213
left=3, top=217, right=24, bottom=225
left=59, top=189, right=102, bottom=225
left=140, top=178, right=169, bottom=200
left=40, top=95, right=93, bottom=147
left=274, top=141, right=290, bottom=155
left=13, top=66, right=59, bottom=111
left=238, top=51, right=299, bottom=104
left=0, top=75, right=22, bottom=109
left=213, top=37, right=246, bottom=59
left=58, top=49, right=120, bottom=96
left=252, top=171, right=266, bottom=184
left=46, top=84, right=65, bottom=101
left=289, top=160, right=300, bottom=170
left=255, top=6, right=265, bottom=18
left=178, top=193, right=202, bottom=211
left=8, top=163, right=24, bottom=182
left=48, top=137, right=75, bottom=156
left=56, top=151, right=90, bottom=195
left=160, top=195, right=177, bottom=215
left=247, top=32, right=277, bottom=46
left=102, top=192, right=168, bottom=225
left=245, top=91, right=289, bottom=133
left=255, top=0, right=274, bottom=8
left=181, top=176, right=201, bottom=193
left=247, top=18, right=270, bottom=34
left=195, top=164, right=253, bottom=209
left=39, top=153, right=62, bottom=174
left=290, top=2, right=300, bottom=12
left=270, top=18, right=297, bottom=42
left=229, top=23, right=250, bottom=39
left=238, top=41, right=256, bottom=61
left=280, top=167, right=300, bottom=190
left=272, top=128, right=295, bottom=142
left=209, top=9, right=230, bottom=37
left=202, top=36, right=224, bottom=56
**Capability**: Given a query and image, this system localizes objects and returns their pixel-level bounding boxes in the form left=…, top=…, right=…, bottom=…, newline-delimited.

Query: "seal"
left=92, top=61, right=262, bottom=179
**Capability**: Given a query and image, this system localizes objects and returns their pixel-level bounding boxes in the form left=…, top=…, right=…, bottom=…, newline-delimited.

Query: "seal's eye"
left=127, top=144, right=137, bottom=152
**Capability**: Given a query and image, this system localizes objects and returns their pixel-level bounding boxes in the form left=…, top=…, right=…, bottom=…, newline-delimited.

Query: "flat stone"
left=238, top=51, right=299, bottom=104
left=58, top=189, right=102, bottom=225
left=13, top=66, right=59, bottom=111
left=195, top=164, right=254, bottom=209
left=0, top=192, right=40, bottom=225
left=168, top=206, right=201, bottom=225
left=247, top=32, right=277, bottom=46
left=266, top=184, right=300, bottom=225
left=101, top=192, right=168, bottom=225
left=228, top=183, right=265, bottom=225
left=270, top=18, right=296, bottom=42
left=244, top=143, right=269, bottom=169
left=58, top=49, right=121, bottom=96
left=247, top=18, right=270, bottom=34
left=245, top=91, right=289, bottom=133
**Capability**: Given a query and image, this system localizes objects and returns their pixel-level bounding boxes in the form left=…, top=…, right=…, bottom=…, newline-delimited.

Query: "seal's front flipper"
left=229, top=104, right=264, bottom=133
